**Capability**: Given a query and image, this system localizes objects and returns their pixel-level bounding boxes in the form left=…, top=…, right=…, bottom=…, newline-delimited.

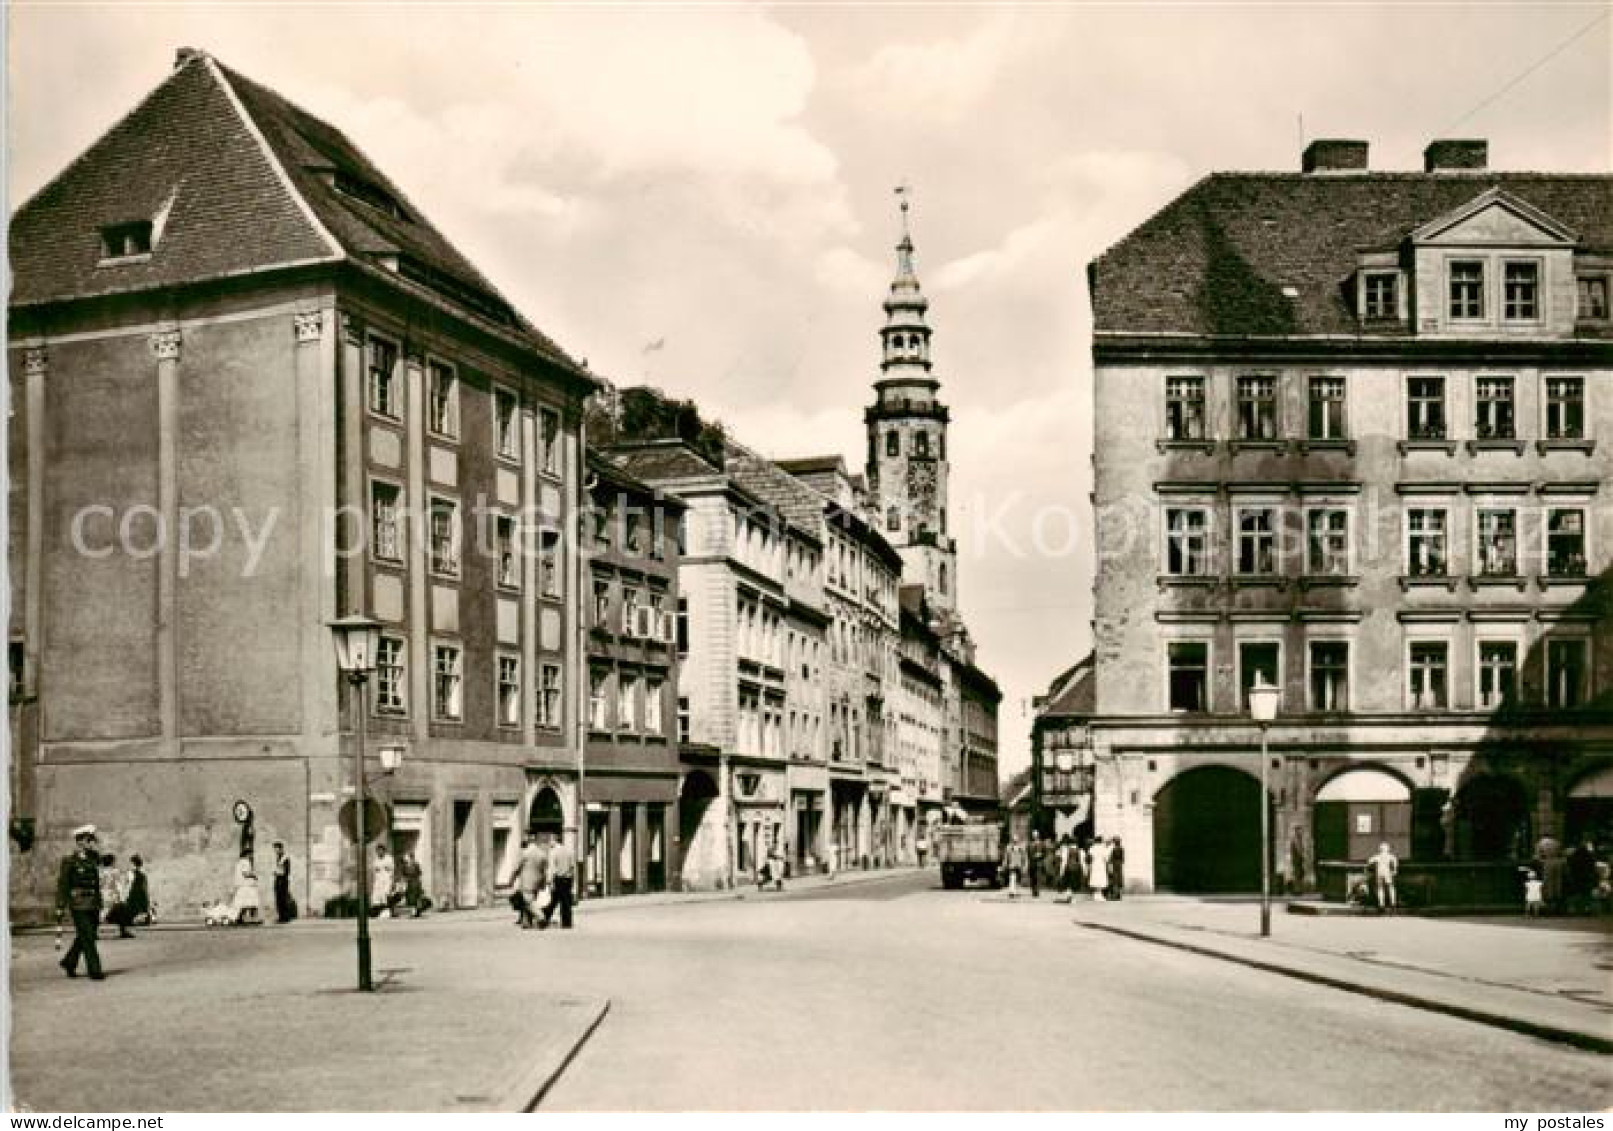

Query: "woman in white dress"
left=371, top=845, right=396, bottom=918
left=230, top=856, right=262, bottom=924
left=1086, top=838, right=1110, bottom=902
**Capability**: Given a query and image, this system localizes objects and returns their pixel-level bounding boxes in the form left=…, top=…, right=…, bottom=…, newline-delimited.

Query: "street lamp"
left=1248, top=673, right=1280, bottom=939
left=330, top=614, right=381, bottom=991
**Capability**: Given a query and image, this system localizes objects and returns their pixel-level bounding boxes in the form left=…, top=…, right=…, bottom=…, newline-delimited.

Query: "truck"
left=933, top=821, right=1003, bottom=890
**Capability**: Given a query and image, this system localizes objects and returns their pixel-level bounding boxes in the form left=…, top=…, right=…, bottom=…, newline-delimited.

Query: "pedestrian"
left=58, top=825, right=105, bottom=980
left=916, top=832, right=928, bottom=868
left=826, top=842, right=839, bottom=880
left=400, top=852, right=426, bottom=917
left=107, top=854, right=150, bottom=938
left=1087, top=837, right=1111, bottom=902
left=272, top=841, right=296, bottom=923
left=1107, top=836, right=1126, bottom=901
left=1002, top=834, right=1027, bottom=898
left=767, top=839, right=787, bottom=892
left=1366, top=841, right=1398, bottom=914
left=516, top=835, right=547, bottom=929
left=1523, top=869, right=1544, bottom=916
left=544, top=833, right=576, bottom=929
left=1565, top=838, right=1597, bottom=915
left=1537, top=836, right=1565, bottom=915
left=370, top=844, right=396, bottom=919
left=1028, top=830, right=1046, bottom=898
left=231, top=855, right=263, bottom=925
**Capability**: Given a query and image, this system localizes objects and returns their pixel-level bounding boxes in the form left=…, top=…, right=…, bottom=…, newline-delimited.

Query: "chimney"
left=1424, top=140, right=1488, bottom=172
left=1301, top=139, right=1369, bottom=174
left=174, top=47, right=203, bottom=70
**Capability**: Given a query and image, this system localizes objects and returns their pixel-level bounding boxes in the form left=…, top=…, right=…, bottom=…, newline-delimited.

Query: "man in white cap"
left=56, top=825, right=105, bottom=980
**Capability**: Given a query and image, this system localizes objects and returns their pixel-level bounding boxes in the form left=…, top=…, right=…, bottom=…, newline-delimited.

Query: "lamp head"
left=329, top=614, right=382, bottom=675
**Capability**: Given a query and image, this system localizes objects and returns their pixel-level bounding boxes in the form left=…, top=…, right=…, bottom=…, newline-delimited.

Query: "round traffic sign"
left=338, top=798, right=390, bottom=844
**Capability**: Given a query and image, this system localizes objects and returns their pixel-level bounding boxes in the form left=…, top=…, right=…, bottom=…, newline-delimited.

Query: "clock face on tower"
left=906, top=460, right=938, bottom=521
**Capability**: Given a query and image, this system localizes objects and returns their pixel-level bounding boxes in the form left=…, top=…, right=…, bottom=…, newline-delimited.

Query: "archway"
left=1313, top=767, right=1412, bottom=864
left=1453, top=774, right=1531, bottom=860
left=527, top=787, right=564, bottom=837
left=1152, top=765, right=1264, bottom=893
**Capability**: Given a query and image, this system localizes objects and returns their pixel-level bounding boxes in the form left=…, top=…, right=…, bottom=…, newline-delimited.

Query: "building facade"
left=1086, top=139, right=1613, bottom=896
left=7, top=50, right=596, bottom=917
left=581, top=454, right=685, bottom=896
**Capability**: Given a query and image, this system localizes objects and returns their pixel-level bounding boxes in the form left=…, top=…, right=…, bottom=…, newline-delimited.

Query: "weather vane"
left=894, top=181, right=912, bottom=237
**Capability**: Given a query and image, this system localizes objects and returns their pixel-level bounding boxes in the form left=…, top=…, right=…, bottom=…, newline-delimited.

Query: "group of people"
left=1522, top=836, right=1611, bottom=917
left=1001, top=831, right=1126, bottom=901
left=511, top=832, right=577, bottom=930
left=370, top=844, right=430, bottom=919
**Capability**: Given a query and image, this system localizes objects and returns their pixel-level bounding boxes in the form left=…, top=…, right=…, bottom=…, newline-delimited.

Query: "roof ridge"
left=204, top=55, right=343, bottom=261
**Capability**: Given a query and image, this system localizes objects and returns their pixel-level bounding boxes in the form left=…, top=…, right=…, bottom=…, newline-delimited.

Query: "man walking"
left=544, top=833, right=577, bottom=929
left=272, top=841, right=296, bottom=923
left=57, top=825, right=105, bottom=980
left=1028, top=830, right=1046, bottom=898
left=1002, top=834, right=1027, bottom=898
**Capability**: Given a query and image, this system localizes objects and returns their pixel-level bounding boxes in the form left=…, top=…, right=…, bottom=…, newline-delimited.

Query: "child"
left=1523, top=870, right=1544, bottom=917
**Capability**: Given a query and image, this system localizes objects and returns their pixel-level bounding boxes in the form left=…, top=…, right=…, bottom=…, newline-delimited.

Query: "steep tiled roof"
left=774, top=455, right=846, bottom=475
left=1090, top=172, right=1613, bottom=338
left=725, top=455, right=827, bottom=541
left=605, top=441, right=722, bottom=484
left=1037, top=654, right=1094, bottom=720
left=12, top=51, right=581, bottom=372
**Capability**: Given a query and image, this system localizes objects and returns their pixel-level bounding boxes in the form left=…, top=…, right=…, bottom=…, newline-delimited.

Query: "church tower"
left=865, top=191, right=957, bottom=617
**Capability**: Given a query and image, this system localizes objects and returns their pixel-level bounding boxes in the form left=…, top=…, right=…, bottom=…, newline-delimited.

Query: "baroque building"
left=1086, top=139, right=1613, bottom=899
left=7, top=50, right=596, bottom=917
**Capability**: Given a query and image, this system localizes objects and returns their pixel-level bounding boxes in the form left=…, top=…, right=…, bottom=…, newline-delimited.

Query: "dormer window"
left=1448, top=261, right=1484, bottom=320
left=1502, top=261, right=1539, bottom=321
left=333, top=170, right=410, bottom=223
left=1362, top=272, right=1398, bottom=320
left=100, top=221, right=152, bottom=261
left=1577, top=275, right=1609, bottom=322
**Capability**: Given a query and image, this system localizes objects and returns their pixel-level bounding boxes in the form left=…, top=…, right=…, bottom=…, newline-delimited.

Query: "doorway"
left=453, top=800, right=477, bottom=908
left=1153, top=765, right=1265, bottom=893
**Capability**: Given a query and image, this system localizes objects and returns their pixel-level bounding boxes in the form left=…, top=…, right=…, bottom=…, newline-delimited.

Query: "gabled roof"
left=605, top=440, right=724, bottom=485
left=1090, top=172, right=1613, bottom=338
left=725, top=455, right=827, bottom=543
left=11, top=50, right=582, bottom=373
left=1036, top=653, right=1095, bottom=720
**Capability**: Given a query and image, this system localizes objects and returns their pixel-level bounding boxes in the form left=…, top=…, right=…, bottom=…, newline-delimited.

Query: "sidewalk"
left=1070, top=896, right=1613, bottom=1053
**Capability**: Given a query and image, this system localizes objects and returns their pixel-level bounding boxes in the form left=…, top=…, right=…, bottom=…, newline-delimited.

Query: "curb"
left=1077, top=920, right=1613, bottom=1056
left=500, top=997, right=612, bottom=1112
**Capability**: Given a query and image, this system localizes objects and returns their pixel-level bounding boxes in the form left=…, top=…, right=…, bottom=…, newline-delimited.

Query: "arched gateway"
left=1152, top=766, right=1264, bottom=893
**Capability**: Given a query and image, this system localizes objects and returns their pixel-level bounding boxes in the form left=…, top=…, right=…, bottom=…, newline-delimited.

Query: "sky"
left=7, top=2, right=1610, bottom=777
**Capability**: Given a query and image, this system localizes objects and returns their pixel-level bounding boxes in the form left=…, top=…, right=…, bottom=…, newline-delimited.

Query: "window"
left=886, top=431, right=899, bottom=457
left=1309, top=641, right=1349, bottom=712
left=1165, top=508, right=1212, bottom=577
left=887, top=506, right=900, bottom=532
left=1236, top=376, right=1278, bottom=440
left=915, top=431, right=930, bottom=458
left=368, top=338, right=400, bottom=419
left=1476, top=509, right=1517, bottom=577
left=540, top=408, right=561, bottom=476
left=1406, top=509, right=1447, bottom=577
left=1449, top=261, right=1484, bottom=320
left=495, top=515, right=519, bottom=589
left=100, top=221, right=153, bottom=259
left=497, top=655, right=521, bottom=727
left=1363, top=273, right=1398, bottom=320
left=1407, top=378, right=1446, bottom=440
left=1578, top=275, right=1610, bottom=321
left=624, top=588, right=642, bottom=638
left=1475, top=377, right=1514, bottom=439
left=1546, top=509, right=1587, bottom=577
left=1547, top=639, right=1589, bottom=708
left=539, top=530, right=561, bottom=598
left=646, top=678, right=664, bottom=734
left=1239, top=642, right=1280, bottom=709
left=1477, top=642, right=1517, bottom=710
left=1502, top=262, right=1539, bottom=321
left=429, top=498, right=459, bottom=576
left=539, top=663, right=562, bottom=729
left=589, top=667, right=610, bottom=731
left=433, top=644, right=462, bottom=721
left=1165, top=377, right=1206, bottom=441
left=1167, top=642, right=1210, bottom=713
left=1408, top=642, right=1448, bottom=710
left=427, top=360, right=457, bottom=437
left=9, top=641, right=25, bottom=703
left=371, top=481, right=402, bottom=562
left=376, top=636, right=406, bottom=715
left=619, top=674, right=640, bottom=731
left=677, top=597, right=689, bottom=656
left=1545, top=377, right=1585, bottom=440
left=1308, top=377, right=1347, bottom=440
left=593, top=578, right=612, bottom=630
left=494, top=389, right=519, bottom=460
left=1307, top=509, right=1350, bottom=576
left=1236, top=508, right=1278, bottom=576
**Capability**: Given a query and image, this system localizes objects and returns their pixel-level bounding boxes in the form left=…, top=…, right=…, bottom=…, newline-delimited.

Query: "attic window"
left=332, top=170, right=410, bottom=223
left=100, top=221, right=152, bottom=261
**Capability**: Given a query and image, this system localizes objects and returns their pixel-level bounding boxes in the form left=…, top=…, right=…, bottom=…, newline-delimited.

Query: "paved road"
left=541, top=871, right=1610, bottom=1111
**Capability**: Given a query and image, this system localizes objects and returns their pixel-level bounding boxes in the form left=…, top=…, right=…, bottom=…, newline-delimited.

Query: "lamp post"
left=1248, top=673, right=1280, bottom=938
left=330, top=614, right=381, bottom=991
